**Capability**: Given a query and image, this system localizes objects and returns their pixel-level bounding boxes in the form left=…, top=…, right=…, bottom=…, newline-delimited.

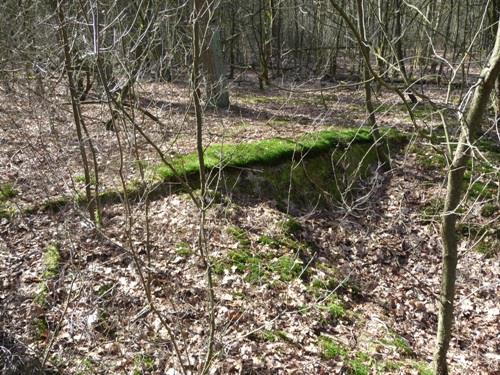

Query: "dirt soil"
left=0, top=76, right=498, bottom=374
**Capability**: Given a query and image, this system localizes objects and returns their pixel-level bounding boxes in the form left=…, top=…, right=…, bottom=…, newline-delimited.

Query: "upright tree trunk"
left=54, top=0, right=97, bottom=223
left=195, top=0, right=230, bottom=108
left=356, top=0, right=389, bottom=168
left=434, top=18, right=500, bottom=375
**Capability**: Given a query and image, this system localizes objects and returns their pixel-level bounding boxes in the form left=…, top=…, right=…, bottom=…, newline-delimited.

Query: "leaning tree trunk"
left=433, top=17, right=500, bottom=375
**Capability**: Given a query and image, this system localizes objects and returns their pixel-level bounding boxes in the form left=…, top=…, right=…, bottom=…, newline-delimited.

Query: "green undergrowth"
left=156, top=128, right=398, bottom=180
left=380, top=332, right=414, bottom=356
left=214, top=223, right=312, bottom=283
left=29, top=127, right=405, bottom=216
left=318, top=334, right=424, bottom=374
left=32, top=243, right=62, bottom=340
left=34, top=243, right=61, bottom=307
left=214, top=246, right=305, bottom=284
left=175, top=241, right=193, bottom=257
left=133, top=354, right=155, bottom=375
left=0, top=182, right=17, bottom=201
left=253, top=329, right=291, bottom=343
left=0, top=182, right=17, bottom=219
left=43, top=243, right=61, bottom=279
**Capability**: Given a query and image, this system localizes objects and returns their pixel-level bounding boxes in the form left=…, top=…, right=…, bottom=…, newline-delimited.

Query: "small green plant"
left=257, top=329, right=290, bottom=342
left=280, top=217, right=302, bottom=236
left=271, top=255, right=303, bottom=281
left=96, top=283, right=114, bottom=299
left=269, top=118, right=290, bottom=126
left=211, top=260, right=225, bottom=275
left=324, top=295, right=345, bottom=319
left=74, top=175, right=97, bottom=186
left=134, top=159, right=149, bottom=170
left=382, top=332, right=414, bottom=356
left=310, top=274, right=340, bottom=293
left=414, top=361, right=433, bottom=375
left=319, top=336, right=347, bottom=359
left=474, top=239, right=499, bottom=258
left=481, top=203, right=498, bottom=218
left=257, top=234, right=281, bottom=248
left=133, top=353, right=155, bottom=374
left=228, top=249, right=264, bottom=282
left=33, top=317, right=48, bottom=341
left=467, top=180, right=496, bottom=199
left=227, top=225, right=251, bottom=247
left=0, top=182, right=16, bottom=201
left=392, top=335, right=413, bottom=356
left=43, top=243, right=61, bottom=279
left=0, top=204, right=13, bottom=219
left=175, top=241, right=192, bottom=257
left=348, top=358, right=370, bottom=375
left=34, top=282, right=49, bottom=306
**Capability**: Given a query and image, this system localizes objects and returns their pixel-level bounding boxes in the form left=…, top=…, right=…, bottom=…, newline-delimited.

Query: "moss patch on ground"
left=156, top=128, right=396, bottom=180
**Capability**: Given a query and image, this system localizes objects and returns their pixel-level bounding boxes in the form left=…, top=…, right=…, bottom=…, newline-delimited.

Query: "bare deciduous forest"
left=0, top=1, right=498, bottom=374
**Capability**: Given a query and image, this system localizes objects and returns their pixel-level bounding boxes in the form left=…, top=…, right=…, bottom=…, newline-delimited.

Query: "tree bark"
left=195, top=0, right=230, bottom=108
left=434, top=17, right=500, bottom=375
left=356, top=0, right=390, bottom=168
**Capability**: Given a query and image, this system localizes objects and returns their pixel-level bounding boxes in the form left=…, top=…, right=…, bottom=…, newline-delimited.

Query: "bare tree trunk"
left=356, top=0, right=389, bottom=168
left=192, top=1, right=216, bottom=372
left=433, top=18, right=500, bottom=375
left=54, top=0, right=97, bottom=223
left=195, top=0, right=230, bottom=108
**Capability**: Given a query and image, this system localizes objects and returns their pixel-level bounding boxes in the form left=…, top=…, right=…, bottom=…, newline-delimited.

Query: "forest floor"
left=0, top=75, right=499, bottom=374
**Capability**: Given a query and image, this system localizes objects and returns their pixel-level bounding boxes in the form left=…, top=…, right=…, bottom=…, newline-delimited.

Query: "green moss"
left=42, top=197, right=69, bottom=211
left=280, top=217, right=302, bottom=236
left=475, top=238, right=499, bottom=258
left=133, top=354, right=155, bottom=374
left=156, top=128, right=379, bottom=180
left=257, top=329, right=290, bottom=343
left=481, top=203, right=498, bottom=218
left=382, top=333, right=414, bottom=356
left=0, top=182, right=17, bottom=201
left=175, top=242, right=193, bottom=257
left=33, top=317, right=48, bottom=341
left=34, top=282, right=49, bottom=306
left=227, top=249, right=265, bottom=283
left=319, top=336, right=347, bottom=359
left=323, top=295, right=346, bottom=319
left=348, top=358, right=370, bottom=375
left=227, top=226, right=251, bottom=248
left=466, top=180, right=496, bottom=199
left=270, top=255, right=303, bottom=281
left=43, top=243, right=61, bottom=279
left=0, top=204, right=14, bottom=219
left=257, top=234, right=282, bottom=248
left=414, top=361, right=433, bottom=375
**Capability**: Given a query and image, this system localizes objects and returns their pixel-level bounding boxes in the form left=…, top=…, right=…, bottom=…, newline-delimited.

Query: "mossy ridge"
left=43, top=243, right=61, bottom=280
left=156, top=128, right=392, bottom=180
